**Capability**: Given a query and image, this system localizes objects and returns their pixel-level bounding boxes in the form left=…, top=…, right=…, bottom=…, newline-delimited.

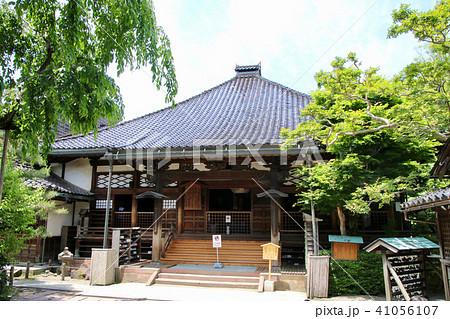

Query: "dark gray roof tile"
left=52, top=70, right=311, bottom=151
left=400, top=186, right=450, bottom=211
left=25, top=173, right=93, bottom=197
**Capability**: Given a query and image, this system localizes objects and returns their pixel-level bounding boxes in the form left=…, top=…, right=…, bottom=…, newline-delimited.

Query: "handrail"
left=75, top=226, right=113, bottom=238
left=162, top=226, right=176, bottom=258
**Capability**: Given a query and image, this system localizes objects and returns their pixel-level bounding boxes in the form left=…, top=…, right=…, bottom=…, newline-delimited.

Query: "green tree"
left=0, top=150, right=65, bottom=300
left=387, top=0, right=450, bottom=140
left=388, top=0, right=450, bottom=53
left=0, top=0, right=177, bottom=201
left=283, top=53, right=442, bottom=235
left=282, top=0, right=450, bottom=234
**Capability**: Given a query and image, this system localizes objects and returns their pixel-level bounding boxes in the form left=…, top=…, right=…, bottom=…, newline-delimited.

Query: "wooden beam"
left=381, top=250, right=393, bottom=301
left=387, top=260, right=411, bottom=301
left=441, top=259, right=450, bottom=301
left=258, top=275, right=265, bottom=292
left=152, top=173, right=163, bottom=263
left=146, top=269, right=160, bottom=286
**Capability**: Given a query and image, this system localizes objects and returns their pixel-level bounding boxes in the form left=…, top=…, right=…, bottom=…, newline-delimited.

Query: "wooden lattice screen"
left=440, top=212, right=450, bottom=259
left=387, top=253, right=427, bottom=300
left=97, top=173, right=133, bottom=188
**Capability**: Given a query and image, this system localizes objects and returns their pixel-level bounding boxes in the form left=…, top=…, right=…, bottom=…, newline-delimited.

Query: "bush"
left=320, top=250, right=385, bottom=296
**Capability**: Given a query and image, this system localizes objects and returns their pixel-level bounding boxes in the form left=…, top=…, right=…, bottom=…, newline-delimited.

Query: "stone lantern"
left=58, top=247, right=74, bottom=281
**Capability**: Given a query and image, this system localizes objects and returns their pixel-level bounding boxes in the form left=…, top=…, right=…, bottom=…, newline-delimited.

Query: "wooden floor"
left=161, top=238, right=269, bottom=267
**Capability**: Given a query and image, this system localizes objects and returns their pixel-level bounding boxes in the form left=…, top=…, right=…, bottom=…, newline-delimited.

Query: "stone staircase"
left=161, top=238, right=269, bottom=267
left=154, top=268, right=262, bottom=290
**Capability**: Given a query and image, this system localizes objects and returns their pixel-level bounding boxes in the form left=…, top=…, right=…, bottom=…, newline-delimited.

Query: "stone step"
left=158, top=272, right=259, bottom=283
left=154, top=272, right=260, bottom=290
left=165, top=248, right=262, bottom=256
left=163, top=253, right=263, bottom=261
left=161, top=239, right=272, bottom=267
left=155, top=278, right=259, bottom=289
left=160, top=258, right=267, bottom=267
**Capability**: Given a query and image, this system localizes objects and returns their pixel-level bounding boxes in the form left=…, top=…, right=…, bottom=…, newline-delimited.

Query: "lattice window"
left=97, top=173, right=133, bottom=189
left=282, top=212, right=303, bottom=231
left=95, top=199, right=112, bottom=209
left=163, top=200, right=177, bottom=210
left=113, top=212, right=131, bottom=228
left=138, top=212, right=154, bottom=229
left=207, top=212, right=250, bottom=234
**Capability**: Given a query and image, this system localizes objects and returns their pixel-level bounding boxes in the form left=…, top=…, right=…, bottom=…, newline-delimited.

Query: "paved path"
left=11, top=276, right=308, bottom=301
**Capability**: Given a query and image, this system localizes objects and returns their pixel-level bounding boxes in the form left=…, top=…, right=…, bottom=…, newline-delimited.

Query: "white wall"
left=46, top=200, right=91, bottom=236
left=46, top=201, right=73, bottom=237
left=47, top=158, right=93, bottom=236
left=63, top=158, right=93, bottom=191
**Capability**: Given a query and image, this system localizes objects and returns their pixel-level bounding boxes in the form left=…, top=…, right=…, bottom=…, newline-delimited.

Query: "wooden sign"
left=261, top=242, right=280, bottom=260
left=261, top=242, right=280, bottom=281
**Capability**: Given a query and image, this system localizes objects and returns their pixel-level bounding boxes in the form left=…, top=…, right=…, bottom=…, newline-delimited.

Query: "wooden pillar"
left=102, top=155, right=113, bottom=249
left=177, top=192, right=183, bottom=235
left=270, top=200, right=279, bottom=245
left=436, top=209, right=450, bottom=300
left=269, top=168, right=280, bottom=266
left=60, top=226, right=69, bottom=252
left=381, top=250, right=393, bottom=301
left=74, top=226, right=80, bottom=257
left=442, top=259, right=450, bottom=301
left=131, top=195, right=138, bottom=227
left=152, top=172, right=163, bottom=263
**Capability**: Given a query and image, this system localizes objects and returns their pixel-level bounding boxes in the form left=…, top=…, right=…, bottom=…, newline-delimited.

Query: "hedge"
left=319, top=250, right=385, bottom=296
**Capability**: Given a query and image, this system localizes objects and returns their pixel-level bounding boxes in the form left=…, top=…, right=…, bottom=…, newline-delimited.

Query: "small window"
left=163, top=200, right=177, bottom=210
left=96, top=199, right=112, bottom=209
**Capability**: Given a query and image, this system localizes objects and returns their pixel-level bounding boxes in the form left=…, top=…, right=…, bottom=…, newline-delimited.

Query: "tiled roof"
left=25, top=172, right=93, bottom=198
left=328, top=235, right=364, bottom=244
left=400, top=186, right=450, bottom=212
left=55, top=118, right=109, bottom=138
left=364, top=237, right=439, bottom=253
left=51, top=66, right=311, bottom=151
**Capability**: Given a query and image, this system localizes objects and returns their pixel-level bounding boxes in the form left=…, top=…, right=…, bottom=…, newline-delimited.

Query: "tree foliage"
left=282, top=0, right=450, bottom=235
left=0, top=0, right=177, bottom=157
left=388, top=0, right=450, bottom=53
left=0, top=149, right=65, bottom=300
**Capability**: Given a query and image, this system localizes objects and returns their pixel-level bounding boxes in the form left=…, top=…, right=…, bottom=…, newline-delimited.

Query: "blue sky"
left=111, top=0, right=434, bottom=121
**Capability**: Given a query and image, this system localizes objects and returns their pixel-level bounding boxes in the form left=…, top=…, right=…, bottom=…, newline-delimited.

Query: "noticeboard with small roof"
left=328, top=235, right=364, bottom=261
left=364, top=237, right=441, bottom=301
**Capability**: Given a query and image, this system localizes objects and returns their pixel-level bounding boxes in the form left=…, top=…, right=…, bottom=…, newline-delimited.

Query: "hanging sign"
left=212, top=235, right=222, bottom=248
left=226, top=215, right=231, bottom=223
